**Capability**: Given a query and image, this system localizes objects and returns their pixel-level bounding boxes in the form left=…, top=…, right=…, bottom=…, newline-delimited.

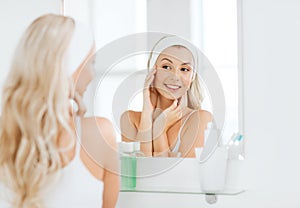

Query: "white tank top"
left=0, top=117, right=104, bottom=208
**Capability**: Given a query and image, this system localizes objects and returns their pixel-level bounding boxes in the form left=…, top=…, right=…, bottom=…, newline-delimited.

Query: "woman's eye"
left=162, top=65, right=171, bottom=70
left=181, top=67, right=190, bottom=72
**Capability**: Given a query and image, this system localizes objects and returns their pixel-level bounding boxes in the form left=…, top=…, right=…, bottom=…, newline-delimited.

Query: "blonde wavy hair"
left=0, top=14, right=75, bottom=207
left=187, top=70, right=203, bottom=110
left=174, top=45, right=204, bottom=110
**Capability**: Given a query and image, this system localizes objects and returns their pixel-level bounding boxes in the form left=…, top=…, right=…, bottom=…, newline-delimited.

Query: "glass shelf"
left=120, top=188, right=245, bottom=196
left=119, top=157, right=245, bottom=197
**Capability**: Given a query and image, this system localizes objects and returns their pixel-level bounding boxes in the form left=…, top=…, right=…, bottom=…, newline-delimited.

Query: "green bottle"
left=121, top=155, right=137, bottom=190
left=119, top=142, right=139, bottom=190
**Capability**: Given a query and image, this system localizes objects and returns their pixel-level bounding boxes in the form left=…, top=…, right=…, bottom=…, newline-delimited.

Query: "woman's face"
left=73, top=45, right=96, bottom=96
left=153, top=46, right=194, bottom=100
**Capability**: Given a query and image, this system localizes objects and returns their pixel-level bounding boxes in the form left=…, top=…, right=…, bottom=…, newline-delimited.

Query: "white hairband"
left=147, top=35, right=200, bottom=73
left=67, top=20, right=94, bottom=76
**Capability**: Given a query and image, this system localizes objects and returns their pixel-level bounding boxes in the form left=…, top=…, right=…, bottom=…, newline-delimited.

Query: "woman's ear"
left=150, top=64, right=158, bottom=88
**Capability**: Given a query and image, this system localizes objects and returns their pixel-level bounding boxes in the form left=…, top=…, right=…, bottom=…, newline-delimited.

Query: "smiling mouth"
left=164, top=84, right=181, bottom=90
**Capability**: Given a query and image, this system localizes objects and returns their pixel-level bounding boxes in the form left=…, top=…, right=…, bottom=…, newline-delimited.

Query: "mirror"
left=64, top=0, right=241, bottom=149
left=93, top=33, right=225, bottom=159
left=63, top=0, right=241, bottom=162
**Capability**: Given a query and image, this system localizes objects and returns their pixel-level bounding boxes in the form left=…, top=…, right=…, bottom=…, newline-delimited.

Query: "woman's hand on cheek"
left=143, top=68, right=157, bottom=112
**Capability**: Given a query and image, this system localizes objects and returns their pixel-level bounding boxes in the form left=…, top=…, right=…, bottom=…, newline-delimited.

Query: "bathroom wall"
left=147, top=0, right=191, bottom=40
left=241, top=0, right=300, bottom=207
left=0, top=0, right=60, bottom=108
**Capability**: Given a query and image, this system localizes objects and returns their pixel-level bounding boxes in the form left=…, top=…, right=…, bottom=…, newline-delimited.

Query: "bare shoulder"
left=95, top=117, right=114, bottom=131
left=81, top=117, right=117, bottom=147
left=120, top=110, right=141, bottom=126
left=81, top=116, right=114, bottom=132
left=198, top=109, right=213, bottom=122
left=189, top=109, right=213, bottom=123
left=80, top=117, right=119, bottom=178
left=96, top=117, right=117, bottom=147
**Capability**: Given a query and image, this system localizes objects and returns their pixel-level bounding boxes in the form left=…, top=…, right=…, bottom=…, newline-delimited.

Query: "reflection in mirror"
left=64, top=0, right=240, bottom=156
left=91, top=32, right=225, bottom=161
left=63, top=0, right=242, bottom=195
left=120, top=36, right=214, bottom=158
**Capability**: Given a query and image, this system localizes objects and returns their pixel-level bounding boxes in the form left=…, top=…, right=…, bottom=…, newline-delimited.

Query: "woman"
left=0, top=14, right=119, bottom=207
left=121, top=36, right=212, bottom=157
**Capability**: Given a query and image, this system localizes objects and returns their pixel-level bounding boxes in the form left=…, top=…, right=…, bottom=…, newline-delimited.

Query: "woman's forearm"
left=152, top=120, right=170, bottom=157
left=135, top=110, right=153, bottom=156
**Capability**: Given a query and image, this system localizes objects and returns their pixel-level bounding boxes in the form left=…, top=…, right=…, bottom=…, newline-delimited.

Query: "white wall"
left=147, top=0, right=191, bottom=39
left=241, top=0, right=300, bottom=207
left=92, top=0, right=141, bottom=49
left=0, top=0, right=60, bottom=107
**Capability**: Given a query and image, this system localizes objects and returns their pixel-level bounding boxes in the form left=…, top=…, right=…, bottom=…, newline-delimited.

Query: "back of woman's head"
left=0, top=14, right=75, bottom=208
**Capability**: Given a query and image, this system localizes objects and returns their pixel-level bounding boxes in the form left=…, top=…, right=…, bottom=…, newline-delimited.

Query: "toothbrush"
left=233, top=134, right=244, bottom=146
left=227, top=132, right=238, bottom=146
left=235, top=134, right=244, bottom=142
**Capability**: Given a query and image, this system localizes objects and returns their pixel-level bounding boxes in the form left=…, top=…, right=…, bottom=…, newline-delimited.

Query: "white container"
left=225, top=138, right=245, bottom=190
left=225, top=158, right=244, bottom=190
left=198, top=146, right=228, bottom=193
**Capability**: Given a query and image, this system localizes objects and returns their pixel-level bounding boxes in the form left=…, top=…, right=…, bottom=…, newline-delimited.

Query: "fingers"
left=145, top=69, right=156, bottom=88
left=165, top=99, right=177, bottom=111
left=173, top=99, right=179, bottom=109
left=178, top=93, right=187, bottom=109
left=166, top=100, right=182, bottom=118
left=149, top=69, right=156, bottom=88
left=174, top=103, right=183, bottom=119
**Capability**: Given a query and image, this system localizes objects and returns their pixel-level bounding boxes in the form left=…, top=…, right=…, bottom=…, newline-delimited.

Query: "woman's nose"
left=169, top=72, right=180, bottom=82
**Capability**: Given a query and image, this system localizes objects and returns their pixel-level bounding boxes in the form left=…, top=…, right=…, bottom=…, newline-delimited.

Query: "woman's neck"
left=156, top=94, right=189, bottom=111
left=156, top=95, right=176, bottom=110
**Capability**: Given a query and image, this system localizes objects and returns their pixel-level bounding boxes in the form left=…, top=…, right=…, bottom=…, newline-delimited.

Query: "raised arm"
left=120, top=69, right=157, bottom=156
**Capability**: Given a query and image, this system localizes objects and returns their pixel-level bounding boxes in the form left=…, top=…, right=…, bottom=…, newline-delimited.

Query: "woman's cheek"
left=181, top=76, right=192, bottom=88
